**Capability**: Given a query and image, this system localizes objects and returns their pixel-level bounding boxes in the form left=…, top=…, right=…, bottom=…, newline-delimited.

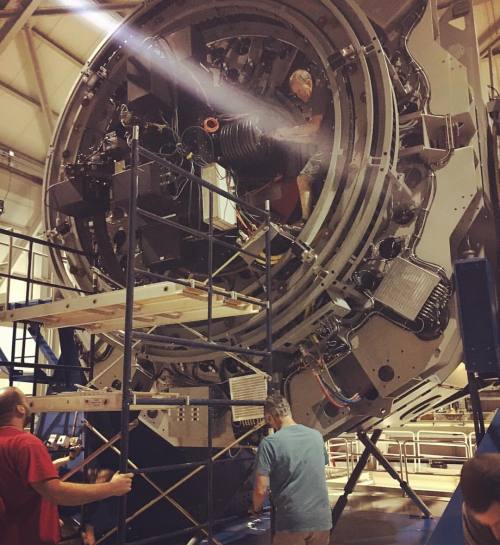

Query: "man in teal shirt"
left=253, top=393, right=331, bottom=545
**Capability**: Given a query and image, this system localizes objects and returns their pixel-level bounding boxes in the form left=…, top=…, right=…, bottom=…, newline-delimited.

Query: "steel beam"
left=0, top=143, right=44, bottom=168
left=28, top=391, right=125, bottom=412
left=478, top=22, right=500, bottom=51
left=0, top=162, right=42, bottom=185
left=27, top=391, right=197, bottom=413
left=480, top=35, right=500, bottom=58
left=331, top=430, right=383, bottom=530
left=28, top=391, right=266, bottom=412
left=31, top=27, right=85, bottom=66
left=0, top=2, right=143, bottom=18
left=0, top=79, right=59, bottom=117
left=0, top=0, right=43, bottom=55
left=23, top=26, right=55, bottom=144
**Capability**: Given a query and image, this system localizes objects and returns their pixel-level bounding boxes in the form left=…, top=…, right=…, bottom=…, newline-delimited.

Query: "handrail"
left=332, top=434, right=473, bottom=483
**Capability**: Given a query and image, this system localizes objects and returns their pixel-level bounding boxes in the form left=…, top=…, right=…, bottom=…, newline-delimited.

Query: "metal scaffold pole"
left=118, top=124, right=140, bottom=545
left=264, top=200, right=273, bottom=389
left=207, top=389, right=214, bottom=543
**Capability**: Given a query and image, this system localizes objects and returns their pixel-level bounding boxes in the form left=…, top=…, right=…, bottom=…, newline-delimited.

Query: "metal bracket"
left=328, top=45, right=357, bottom=71
left=362, top=43, right=377, bottom=57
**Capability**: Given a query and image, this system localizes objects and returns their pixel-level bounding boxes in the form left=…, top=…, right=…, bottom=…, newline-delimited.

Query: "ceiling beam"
left=23, top=26, right=55, bottom=145
left=31, top=27, right=85, bottom=67
left=0, top=0, right=43, bottom=55
left=0, top=2, right=143, bottom=18
left=477, top=21, right=500, bottom=49
left=480, top=35, right=500, bottom=58
left=0, top=143, right=45, bottom=169
left=0, top=162, right=43, bottom=185
left=0, top=79, right=59, bottom=117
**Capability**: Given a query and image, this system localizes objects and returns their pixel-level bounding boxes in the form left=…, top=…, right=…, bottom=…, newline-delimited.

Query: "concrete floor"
left=216, top=492, right=448, bottom=545
left=331, top=494, right=445, bottom=545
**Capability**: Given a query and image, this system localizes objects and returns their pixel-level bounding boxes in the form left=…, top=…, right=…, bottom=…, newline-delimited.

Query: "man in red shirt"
left=0, top=386, right=134, bottom=545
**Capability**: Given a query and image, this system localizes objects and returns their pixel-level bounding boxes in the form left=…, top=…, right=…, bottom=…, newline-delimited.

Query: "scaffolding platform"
left=0, top=280, right=261, bottom=333
left=27, top=390, right=160, bottom=413
left=26, top=390, right=267, bottom=413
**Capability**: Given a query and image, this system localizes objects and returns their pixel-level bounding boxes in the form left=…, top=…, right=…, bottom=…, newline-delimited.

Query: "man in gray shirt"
left=253, top=393, right=331, bottom=545
left=460, top=453, right=500, bottom=545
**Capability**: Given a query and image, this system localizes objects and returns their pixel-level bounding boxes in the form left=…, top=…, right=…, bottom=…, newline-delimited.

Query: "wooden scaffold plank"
left=0, top=280, right=260, bottom=333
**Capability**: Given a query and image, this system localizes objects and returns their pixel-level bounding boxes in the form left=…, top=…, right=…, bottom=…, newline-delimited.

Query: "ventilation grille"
left=374, top=257, right=441, bottom=321
left=229, top=374, right=267, bottom=422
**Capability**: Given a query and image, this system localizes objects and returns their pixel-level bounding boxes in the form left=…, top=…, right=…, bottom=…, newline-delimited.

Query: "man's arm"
left=252, top=437, right=273, bottom=514
left=31, top=472, right=133, bottom=506
left=52, top=456, right=71, bottom=470
left=53, top=446, right=82, bottom=470
left=274, top=114, right=323, bottom=143
left=252, top=473, right=269, bottom=514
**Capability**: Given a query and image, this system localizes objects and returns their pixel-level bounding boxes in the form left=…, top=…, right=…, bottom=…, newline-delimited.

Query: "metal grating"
left=374, top=257, right=441, bottom=321
left=229, top=374, right=267, bottom=422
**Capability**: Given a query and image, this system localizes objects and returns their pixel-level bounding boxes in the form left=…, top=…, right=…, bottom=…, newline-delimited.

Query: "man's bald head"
left=289, top=69, right=314, bottom=103
left=0, top=387, right=29, bottom=426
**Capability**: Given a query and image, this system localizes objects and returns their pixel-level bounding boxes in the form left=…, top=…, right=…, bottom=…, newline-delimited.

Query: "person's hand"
left=109, top=472, right=133, bottom=496
left=82, top=530, right=96, bottom=545
left=68, top=445, right=82, bottom=460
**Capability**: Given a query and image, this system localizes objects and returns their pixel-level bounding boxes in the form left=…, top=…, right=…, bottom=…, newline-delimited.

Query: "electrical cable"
left=313, top=370, right=346, bottom=409
left=318, top=370, right=361, bottom=405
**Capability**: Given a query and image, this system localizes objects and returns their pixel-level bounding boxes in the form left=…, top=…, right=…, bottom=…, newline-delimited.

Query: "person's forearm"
left=281, top=125, right=317, bottom=138
left=252, top=490, right=267, bottom=513
left=53, top=456, right=71, bottom=469
left=50, top=481, right=115, bottom=506
left=282, top=134, right=316, bottom=144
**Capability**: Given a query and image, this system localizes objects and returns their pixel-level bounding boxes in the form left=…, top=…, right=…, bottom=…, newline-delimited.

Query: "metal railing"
left=0, top=226, right=92, bottom=310
left=0, top=228, right=97, bottom=434
left=327, top=429, right=474, bottom=483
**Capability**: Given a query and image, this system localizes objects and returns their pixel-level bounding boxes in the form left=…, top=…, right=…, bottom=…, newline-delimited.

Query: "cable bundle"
left=312, top=368, right=361, bottom=409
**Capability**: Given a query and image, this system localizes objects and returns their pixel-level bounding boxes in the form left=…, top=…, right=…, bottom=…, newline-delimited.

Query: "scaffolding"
left=0, top=225, right=98, bottom=433
left=2, top=125, right=273, bottom=545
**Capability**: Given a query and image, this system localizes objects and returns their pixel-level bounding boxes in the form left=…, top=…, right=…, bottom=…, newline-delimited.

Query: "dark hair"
left=460, top=453, right=500, bottom=513
left=0, top=387, right=24, bottom=426
left=263, top=393, right=291, bottom=419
